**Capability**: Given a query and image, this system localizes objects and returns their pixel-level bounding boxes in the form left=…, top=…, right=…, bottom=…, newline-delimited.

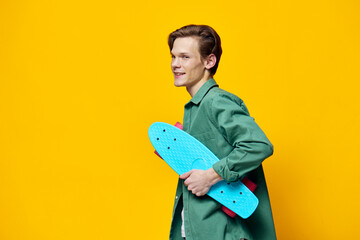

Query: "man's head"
left=168, top=25, right=222, bottom=76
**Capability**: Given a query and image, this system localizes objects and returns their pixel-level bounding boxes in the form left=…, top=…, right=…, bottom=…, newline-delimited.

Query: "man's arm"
left=181, top=93, right=273, bottom=196
left=210, top=94, right=273, bottom=183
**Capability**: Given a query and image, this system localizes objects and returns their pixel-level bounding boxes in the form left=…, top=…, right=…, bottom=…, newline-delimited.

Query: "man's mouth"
left=174, top=72, right=185, bottom=76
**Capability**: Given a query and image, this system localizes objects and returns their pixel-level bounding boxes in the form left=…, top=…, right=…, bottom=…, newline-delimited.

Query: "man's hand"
left=180, top=168, right=223, bottom=197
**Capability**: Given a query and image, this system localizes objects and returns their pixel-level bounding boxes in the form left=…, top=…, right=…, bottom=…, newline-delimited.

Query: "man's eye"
left=183, top=56, right=189, bottom=59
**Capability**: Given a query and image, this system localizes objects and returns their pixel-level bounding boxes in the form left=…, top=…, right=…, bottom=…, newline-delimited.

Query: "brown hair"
left=168, top=24, right=222, bottom=76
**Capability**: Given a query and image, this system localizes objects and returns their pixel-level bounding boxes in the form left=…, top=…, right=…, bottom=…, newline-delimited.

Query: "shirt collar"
left=187, top=78, right=219, bottom=105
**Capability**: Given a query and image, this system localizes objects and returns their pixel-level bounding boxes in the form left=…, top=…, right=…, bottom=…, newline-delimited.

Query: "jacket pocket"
left=191, top=131, right=217, bottom=154
left=191, top=131, right=215, bottom=142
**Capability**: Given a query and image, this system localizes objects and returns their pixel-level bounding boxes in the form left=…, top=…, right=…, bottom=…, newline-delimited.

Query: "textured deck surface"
left=148, top=122, right=259, bottom=219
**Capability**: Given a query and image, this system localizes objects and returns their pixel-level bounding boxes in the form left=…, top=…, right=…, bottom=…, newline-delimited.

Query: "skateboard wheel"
left=174, top=122, right=183, bottom=130
left=222, top=206, right=237, bottom=218
left=241, top=177, right=257, bottom=192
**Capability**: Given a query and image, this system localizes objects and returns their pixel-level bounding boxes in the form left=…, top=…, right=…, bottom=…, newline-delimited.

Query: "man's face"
left=171, top=37, right=207, bottom=88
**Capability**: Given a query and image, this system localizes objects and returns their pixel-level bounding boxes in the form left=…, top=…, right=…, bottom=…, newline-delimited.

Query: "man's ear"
left=204, top=54, right=217, bottom=70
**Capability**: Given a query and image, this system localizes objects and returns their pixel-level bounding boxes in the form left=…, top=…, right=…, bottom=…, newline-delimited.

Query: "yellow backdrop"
left=1, top=0, right=359, bottom=239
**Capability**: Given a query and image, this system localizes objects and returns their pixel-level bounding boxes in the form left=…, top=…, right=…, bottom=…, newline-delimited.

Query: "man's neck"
left=186, top=75, right=212, bottom=97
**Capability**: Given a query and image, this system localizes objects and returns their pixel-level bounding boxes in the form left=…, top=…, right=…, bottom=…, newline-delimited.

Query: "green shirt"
left=169, top=79, right=276, bottom=240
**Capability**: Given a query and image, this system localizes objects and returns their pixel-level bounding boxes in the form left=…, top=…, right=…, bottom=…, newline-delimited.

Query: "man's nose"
left=172, top=57, right=180, bottom=68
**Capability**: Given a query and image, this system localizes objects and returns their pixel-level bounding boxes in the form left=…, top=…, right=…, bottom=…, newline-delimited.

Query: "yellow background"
left=1, top=0, right=359, bottom=239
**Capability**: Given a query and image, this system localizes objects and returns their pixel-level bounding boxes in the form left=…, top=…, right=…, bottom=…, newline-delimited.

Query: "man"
left=168, top=25, right=276, bottom=240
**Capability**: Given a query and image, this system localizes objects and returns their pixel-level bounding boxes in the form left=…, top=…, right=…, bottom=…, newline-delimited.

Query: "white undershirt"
left=181, top=208, right=186, bottom=237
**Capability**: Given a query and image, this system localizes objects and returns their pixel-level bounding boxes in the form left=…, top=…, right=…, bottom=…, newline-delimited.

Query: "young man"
left=168, top=25, right=276, bottom=240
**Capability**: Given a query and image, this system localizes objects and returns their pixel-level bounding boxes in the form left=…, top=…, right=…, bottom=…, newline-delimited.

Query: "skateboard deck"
left=148, top=122, right=259, bottom=219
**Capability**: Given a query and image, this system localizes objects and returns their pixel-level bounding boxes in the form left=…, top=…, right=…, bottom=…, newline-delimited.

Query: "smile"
left=174, top=72, right=185, bottom=76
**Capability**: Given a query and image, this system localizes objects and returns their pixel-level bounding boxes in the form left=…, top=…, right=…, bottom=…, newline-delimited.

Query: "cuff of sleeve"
left=213, top=159, right=240, bottom=182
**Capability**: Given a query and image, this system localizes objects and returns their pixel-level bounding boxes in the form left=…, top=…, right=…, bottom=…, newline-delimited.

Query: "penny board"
left=148, top=122, right=258, bottom=219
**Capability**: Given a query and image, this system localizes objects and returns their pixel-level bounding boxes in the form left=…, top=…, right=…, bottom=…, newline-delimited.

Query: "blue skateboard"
left=148, top=122, right=259, bottom=219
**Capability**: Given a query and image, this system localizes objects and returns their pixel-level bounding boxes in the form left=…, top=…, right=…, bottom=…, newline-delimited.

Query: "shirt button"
left=175, top=196, right=178, bottom=199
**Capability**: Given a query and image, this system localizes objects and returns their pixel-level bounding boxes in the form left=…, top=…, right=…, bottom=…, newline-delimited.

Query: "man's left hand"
left=180, top=168, right=223, bottom=197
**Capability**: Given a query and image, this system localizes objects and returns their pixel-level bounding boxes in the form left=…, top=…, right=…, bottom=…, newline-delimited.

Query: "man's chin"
left=174, top=80, right=185, bottom=87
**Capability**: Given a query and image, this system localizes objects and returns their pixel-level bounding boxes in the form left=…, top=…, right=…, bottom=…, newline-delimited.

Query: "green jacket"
left=169, top=79, right=276, bottom=240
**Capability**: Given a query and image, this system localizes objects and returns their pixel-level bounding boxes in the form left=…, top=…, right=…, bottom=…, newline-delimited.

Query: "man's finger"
left=180, top=170, right=193, bottom=179
left=184, top=178, right=190, bottom=187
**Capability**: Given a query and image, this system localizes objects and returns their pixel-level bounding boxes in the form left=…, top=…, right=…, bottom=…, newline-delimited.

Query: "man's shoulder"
left=203, top=87, right=250, bottom=115
left=204, top=87, right=244, bottom=105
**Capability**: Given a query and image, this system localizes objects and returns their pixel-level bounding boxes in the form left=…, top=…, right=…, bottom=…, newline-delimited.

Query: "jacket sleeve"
left=210, top=93, right=273, bottom=182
